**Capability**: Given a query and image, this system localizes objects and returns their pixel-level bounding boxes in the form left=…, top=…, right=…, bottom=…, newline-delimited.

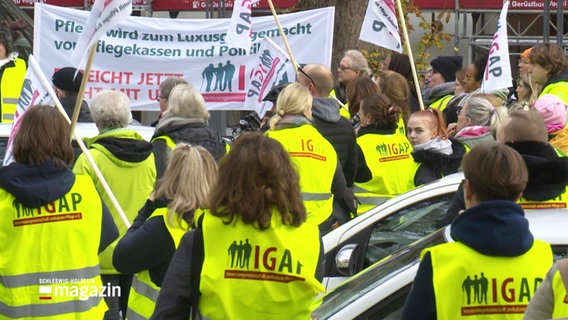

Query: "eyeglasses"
left=156, top=96, right=167, bottom=102
left=338, top=65, right=352, bottom=71
left=298, top=67, right=316, bottom=88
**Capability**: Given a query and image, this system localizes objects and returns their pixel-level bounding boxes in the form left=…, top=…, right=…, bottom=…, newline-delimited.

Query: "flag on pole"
left=225, top=0, right=257, bottom=51
left=481, top=0, right=512, bottom=93
left=70, top=0, right=133, bottom=67
left=243, top=37, right=295, bottom=117
left=359, top=0, right=402, bottom=53
left=3, top=55, right=52, bottom=166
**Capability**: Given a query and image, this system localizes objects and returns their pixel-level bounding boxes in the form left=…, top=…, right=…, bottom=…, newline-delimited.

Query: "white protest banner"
left=481, top=0, right=512, bottom=93
left=359, top=0, right=402, bottom=53
left=225, top=0, right=253, bottom=51
left=70, top=0, right=133, bottom=68
left=3, top=55, right=52, bottom=166
left=34, top=4, right=334, bottom=112
left=243, top=37, right=295, bottom=117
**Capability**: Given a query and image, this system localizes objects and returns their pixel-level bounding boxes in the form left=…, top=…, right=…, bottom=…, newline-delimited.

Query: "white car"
left=322, top=173, right=463, bottom=291
left=312, top=209, right=568, bottom=319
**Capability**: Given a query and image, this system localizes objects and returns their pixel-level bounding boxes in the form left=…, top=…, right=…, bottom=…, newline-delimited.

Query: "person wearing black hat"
left=422, top=55, right=463, bottom=111
left=52, top=67, right=93, bottom=122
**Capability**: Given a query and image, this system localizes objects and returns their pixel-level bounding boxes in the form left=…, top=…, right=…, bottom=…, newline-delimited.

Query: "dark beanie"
left=52, top=67, right=83, bottom=93
left=430, top=55, right=463, bottom=82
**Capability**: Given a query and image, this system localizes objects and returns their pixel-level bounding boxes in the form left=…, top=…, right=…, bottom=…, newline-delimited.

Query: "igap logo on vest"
left=38, top=278, right=121, bottom=301
left=458, top=272, right=543, bottom=316
left=224, top=238, right=306, bottom=284
left=12, top=194, right=83, bottom=227
left=375, top=141, right=411, bottom=162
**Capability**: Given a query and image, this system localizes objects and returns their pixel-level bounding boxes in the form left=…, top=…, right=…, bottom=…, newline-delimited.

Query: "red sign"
left=413, top=0, right=566, bottom=10
left=13, top=0, right=297, bottom=10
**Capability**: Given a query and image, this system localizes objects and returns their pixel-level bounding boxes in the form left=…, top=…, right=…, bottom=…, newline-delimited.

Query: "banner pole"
left=28, top=56, right=132, bottom=229
left=266, top=0, right=299, bottom=72
left=69, top=42, right=97, bottom=141
left=395, top=0, right=425, bottom=110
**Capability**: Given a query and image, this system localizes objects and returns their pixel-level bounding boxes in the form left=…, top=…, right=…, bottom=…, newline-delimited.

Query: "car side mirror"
left=335, top=243, right=360, bottom=276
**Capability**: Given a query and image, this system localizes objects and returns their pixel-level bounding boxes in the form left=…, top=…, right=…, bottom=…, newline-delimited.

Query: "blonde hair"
left=155, top=143, right=218, bottom=229
left=464, top=95, right=509, bottom=136
left=164, top=84, right=209, bottom=121
left=269, top=83, right=313, bottom=129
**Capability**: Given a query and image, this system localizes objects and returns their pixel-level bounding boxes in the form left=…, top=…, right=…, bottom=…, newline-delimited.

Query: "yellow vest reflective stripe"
left=355, top=132, right=417, bottom=213
left=198, top=211, right=324, bottom=319
left=426, top=240, right=552, bottom=319
left=429, top=94, right=454, bottom=111
left=552, top=268, right=568, bottom=318
left=126, top=207, right=188, bottom=320
left=266, top=125, right=337, bottom=225
left=1, top=58, right=26, bottom=123
left=0, top=174, right=107, bottom=319
left=518, top=188, right=568, bottom=209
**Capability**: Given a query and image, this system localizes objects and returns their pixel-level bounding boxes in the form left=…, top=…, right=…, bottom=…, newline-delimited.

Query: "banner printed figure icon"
left=482, top=0, right=512, bottom=93
left=243, top=37, right=295, bottom=117
left=3, top=55, right=52, bottom=166
left=359, top=0, right=402, bottom=53
left=70, top=0, right=133, bottom=68
left=225, top=0, right=260, bottom=51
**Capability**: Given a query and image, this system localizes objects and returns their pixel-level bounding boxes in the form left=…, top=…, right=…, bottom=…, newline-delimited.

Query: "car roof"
left=313, top=208, right=568, bottom=319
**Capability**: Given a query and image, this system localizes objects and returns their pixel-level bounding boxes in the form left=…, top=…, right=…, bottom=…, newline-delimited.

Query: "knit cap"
left=520, top=48, right=532, bottom=63
left=52, top=67, right=83, bottom=93
left=430, top=55, right=463, bottom=82
left=534, top=94, right=567, bottom=133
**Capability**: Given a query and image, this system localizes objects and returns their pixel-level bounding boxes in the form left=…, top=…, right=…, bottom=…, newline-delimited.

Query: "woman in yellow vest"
left=402, top=143, right=553, bottom=320
left=354, top=93, right=418, bottom=213
left=152, top=132, right=324, bottom=319
left=0, top=105, right=118, bottom=319
left=113, top=143, right=217, bottom=320
left=266, top=83, right=356, bottom=230
left=524, top=258, right=568, bottom=319
left=0, top=23, right=26, bottom=123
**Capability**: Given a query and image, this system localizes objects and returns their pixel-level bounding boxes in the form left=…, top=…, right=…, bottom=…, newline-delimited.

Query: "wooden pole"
left=395, top=0, right=425, bottom=110
left=266, top=0, right=298, bottom=72
left=69, top=42, right=97, bottom=141
left=28, top=55, right=131, bottom=228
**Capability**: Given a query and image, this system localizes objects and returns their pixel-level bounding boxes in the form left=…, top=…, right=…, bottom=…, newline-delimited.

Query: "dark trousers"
left=101, top=274, right=133, bottom=320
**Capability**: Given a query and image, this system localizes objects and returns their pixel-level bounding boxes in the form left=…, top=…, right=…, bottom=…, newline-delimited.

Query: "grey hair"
left=344, top=49, right=372, bottom=77
left=159, top=77, right=188, bottom=99
left=91, top=90, right=131, bottom=131
left=164, top=84, right=209, bottom=120
left=464, top=96, right=508, bottom=135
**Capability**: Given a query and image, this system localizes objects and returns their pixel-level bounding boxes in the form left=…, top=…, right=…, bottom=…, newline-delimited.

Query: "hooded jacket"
left=412, top=138, right=466, bottom=186
left=402, top=200, right=540, bottom=319
left=311, top=97, right=357, bottom=187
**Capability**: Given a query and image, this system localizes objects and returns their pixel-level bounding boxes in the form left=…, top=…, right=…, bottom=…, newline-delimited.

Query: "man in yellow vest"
left=402, top=143, right=553, bottom=319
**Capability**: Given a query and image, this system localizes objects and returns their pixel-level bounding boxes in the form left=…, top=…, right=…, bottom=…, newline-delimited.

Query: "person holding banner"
left=151, top=83, right=227, bottom=180
left=73, top=90, right=156, bottom=319
left=266, top=83, right=352, bottom=231
left=0, top=21, right=26, bottom=123
left=0, top=105, right=118, bottom=318
left=530, top=43, right=568, bottom=107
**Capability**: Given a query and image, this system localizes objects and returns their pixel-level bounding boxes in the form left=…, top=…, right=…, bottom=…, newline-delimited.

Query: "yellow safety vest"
left=426, top=240, right=552, bottom=319
left=73, top=130, right=157, bottom=275
left=126, top=207, right=188, bottom=320
left=518, top=188, right=568, bottom=209
left=0, top=58, right=26, bottom=123
left=354, top=132, right=417, bottom=214
left=329, top=89, right=351, bottom=119
left=267, top=125, right=337, bottom=226
left=0, top=175, right=107, bottom=319
left=540, top=82, right=568, bottom=107
left=198, top=210, right=324, bottom=319
left=152, top=135, right=230, bottom=154
left=429, top=94, right=454, bottom=112
left=551, top=266, right=568, bottom=318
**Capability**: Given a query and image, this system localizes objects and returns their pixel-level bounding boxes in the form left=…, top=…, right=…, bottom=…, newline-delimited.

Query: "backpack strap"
left=190, top=214, right=205, bottom=319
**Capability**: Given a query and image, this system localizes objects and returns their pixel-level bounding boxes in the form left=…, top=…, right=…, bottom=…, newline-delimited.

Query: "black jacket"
left=412, top=139, right=466, bottom=186
left=311, top=97, right=358, bottom=187
left=0, top=160, right=117, bottom=253
left=402, top=200, right=538, bottom=319
left=59, top=95, right=93, bottom=122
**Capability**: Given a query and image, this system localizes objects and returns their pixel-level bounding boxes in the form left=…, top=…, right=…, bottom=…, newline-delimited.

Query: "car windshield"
left=312, top=228, right=447, bottom=320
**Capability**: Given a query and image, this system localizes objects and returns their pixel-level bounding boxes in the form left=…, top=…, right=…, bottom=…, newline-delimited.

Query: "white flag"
left=359, top=0, right=402, bottom=53
left=481, top=0, right=512, bottom=93
left=225, top=0, right=253, bottom=51
left=70, top=0, right=133, bottom=67
left=243, top=37, right=295, bottom=117
left=4, top=55, right=52, bottom=166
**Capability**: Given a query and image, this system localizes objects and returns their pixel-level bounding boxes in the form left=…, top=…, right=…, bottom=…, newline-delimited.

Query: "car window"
left=354, top=285, right=412, bottom=320
left=364, top=194, right=453, bottom=267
